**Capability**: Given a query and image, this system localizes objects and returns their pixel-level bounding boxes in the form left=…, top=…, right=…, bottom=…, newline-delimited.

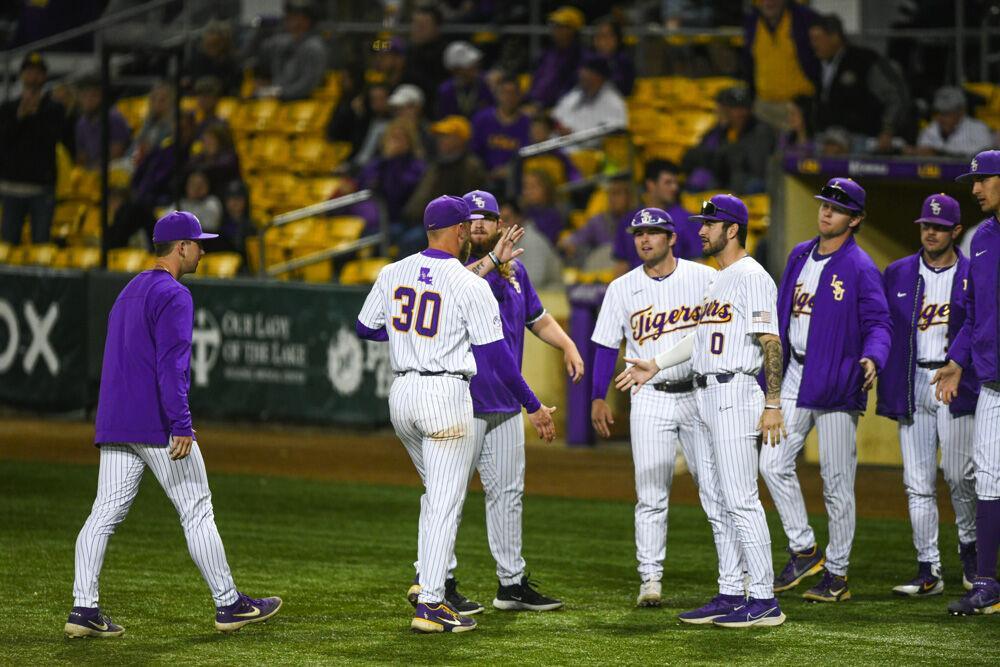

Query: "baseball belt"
left=917, top=361, right=947, bottom=369
left=693, top=373, right=736, bottom=388
left=652, top=379, right=695, bottom=393
left=395, top=370, right=471, bottom=382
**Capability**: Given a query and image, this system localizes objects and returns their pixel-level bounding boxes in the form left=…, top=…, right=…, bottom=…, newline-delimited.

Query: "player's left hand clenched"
left=528, top=404, right=557, bottom=442
left=757, top=406, right=787, bottom=447
left=859, top=357, right=877, bottom=391
left=564, top=345, right=584, bottom=383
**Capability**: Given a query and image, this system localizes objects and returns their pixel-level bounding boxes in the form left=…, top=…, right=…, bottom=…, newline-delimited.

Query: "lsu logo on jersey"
left=699, top=299, right=733, bottom=325
left=629, top=303, right=702, bottom=344
left=917, top=302, right=950, bottom=330
left=791, top=282, right=815, bottom=316
left=418, top=267, right=433, bottom=285
left=830, top=274, right=845, bottom=301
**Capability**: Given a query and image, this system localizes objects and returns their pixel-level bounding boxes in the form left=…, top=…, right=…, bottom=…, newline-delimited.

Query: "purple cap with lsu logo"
left=627, top=207, right=674, bottom=233
left=463, top=190, right=500, bottom=217
left=690, top=194, right=749, bottom=226
left=914, top=193, right=961, bottom=227
left=955, top=149, right=1000, bottom=182
left=814, top=177, right=866, bottom=213
left=423, top=195, right=483, bottom=230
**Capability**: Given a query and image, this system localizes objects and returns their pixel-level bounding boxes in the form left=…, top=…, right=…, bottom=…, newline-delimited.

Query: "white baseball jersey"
left=692, top=256, right=778, bottom=375
left=916, top=259, right=956, bottom=363
left=358, top=252, right=504, bottom=375
left=592, top=260, right=717, bottom=383
left=788, top=250, right=831, bottom=355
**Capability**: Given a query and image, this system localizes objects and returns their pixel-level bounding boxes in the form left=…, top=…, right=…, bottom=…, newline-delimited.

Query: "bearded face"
left=469, top=218, right=501, bottom=258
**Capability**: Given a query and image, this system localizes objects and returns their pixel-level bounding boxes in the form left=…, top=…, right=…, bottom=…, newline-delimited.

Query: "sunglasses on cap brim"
left=818, top=185, right=863, bottom=211
left=699, top=200, right=739, bottom=220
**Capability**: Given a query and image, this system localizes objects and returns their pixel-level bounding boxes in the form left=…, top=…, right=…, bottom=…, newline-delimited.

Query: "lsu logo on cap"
left=640, top=210, right=653, bottom=224
left=930, top=199, right=941, bottom=215
left=972, top=158, right=979, bottom=172
left=473, top=195, right=485, bottom=209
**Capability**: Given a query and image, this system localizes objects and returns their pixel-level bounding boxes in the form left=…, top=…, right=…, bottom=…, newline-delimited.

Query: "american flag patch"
left=752, top=311, right=771, bottom=323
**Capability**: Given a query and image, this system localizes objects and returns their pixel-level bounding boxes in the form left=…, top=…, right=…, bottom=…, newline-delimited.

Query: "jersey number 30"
left=392, top=287, right=441, bottom=337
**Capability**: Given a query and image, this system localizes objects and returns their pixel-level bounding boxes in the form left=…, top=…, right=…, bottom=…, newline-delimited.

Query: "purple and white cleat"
left=411, top=602, right=477, bottom=633
left=215, top=592, right=283, bottom=633
left=892, top=561, right=944, bottom=597
left=712, top=597, right=786, bottom=628
left=64, top=606, right=125, bottom=638
left=948, top=577, right=1000, bottom=616
left=677, top=593, right=746, bottom=625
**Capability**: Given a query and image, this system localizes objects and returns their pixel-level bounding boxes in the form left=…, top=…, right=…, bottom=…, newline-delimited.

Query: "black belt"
left=395, top=370, right=471, bottom=382
left=694, top=373, right=735, bottom=388
left=792, top=350, right=806, bottom=364
left=917, top=361, right=947, bottom=370
left=652, top=379, right=695, bottom=394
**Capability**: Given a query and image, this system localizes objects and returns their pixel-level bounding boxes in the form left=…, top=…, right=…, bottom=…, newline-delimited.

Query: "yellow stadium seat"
left=246, top=135, right=292, bottom=171
left=643, top=141, right=687, bottom=165
left=51, top=202, right=87, bottom=240
left=328, top=216, right=366, bottom=243
left=569, top=210, right=588, bottom=230
left=26, top=243, right=60, bottom=266
left=743, top=193, right=770, bottom=216
left=306, top=176, right=350, bottom=201
left=107, top=248, right=153, bottom=273
left=116, top=96, right=148, bottom=131
left=66, top=167, right=101, bottom=203
left=232, top=98, right=281, bottom=133
left=340, top=257, right=389, bottom=285
left=681, top=191, right=727, bottom=214
left=673, top=111, right=716, bottom=139
left=279, top=100, right=333, bottom=134
left=583, top=188, right=608, bottom=219
left=0, top=241, right=11, bottom=263
left=215, top=97, right=240, bottom=121
left=313, top=71, right=343, bottom=102
left=199, top=252, right=243, bottom=278
left=7, top=244, right=30, bottom=265
left=291, top=138, right=347, bottom=174
left=569, top=149, right=604, bottom=179
left=522, top=155, right=569, bottom=186
left=64, top=247, right=101, bottom=270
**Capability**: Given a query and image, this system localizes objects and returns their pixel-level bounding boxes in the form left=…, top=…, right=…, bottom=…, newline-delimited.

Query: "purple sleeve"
left=472, top=339, right=541, bottom=413
left=858, top=263, right=892, bottom=371
left=356, top=319, right=389, bottom=341
left=154, top=291, right=194, bottom=437
left=591, top=344, right=619, bottom=400
left=948, top=268, right=974, bottom=369
left=110, top=110, right=131, bottom=144
left=518, top=264, right=545, bottom=324
left=611, top=215, right=630, bottom=262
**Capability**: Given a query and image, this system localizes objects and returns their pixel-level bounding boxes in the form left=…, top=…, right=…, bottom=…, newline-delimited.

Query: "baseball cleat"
left=635, top=580, right=662, bottom=608
left=959, top=541, right=977, bottom=591
left=893, top=562, right=944, bottom=597
left=803, top=571, right=851, bottom=602
left=215, top=592, right=283, bottom=633
left=712, top=597, right=786, bottom=628
left=947, top=577, right=1000, bottom=616
left=773, top=545, right=825, bottom=592
left=411, top=602, right=477, bottom=633
left=407, top=575, right=421, bottom=608
left=64, top=607, right=125, bottom=639
left=445, top=578, right=484, bottom=615
left=493, top=574, right=563, bottom=611
left=678, top=593, right=745, bottom=624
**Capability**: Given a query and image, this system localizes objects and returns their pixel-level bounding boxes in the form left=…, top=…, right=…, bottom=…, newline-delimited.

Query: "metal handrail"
left=518, top=122, right=628, bottom=159
left=265, top=234, right=382, bottom=277
left=271, top=190, right=374, bottom=228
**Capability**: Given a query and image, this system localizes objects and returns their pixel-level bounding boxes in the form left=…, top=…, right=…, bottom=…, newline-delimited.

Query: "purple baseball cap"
left=914, top=193, right=961, bottom=227
left=690, top=194, right=749, bottom=226
left=627, top=207, right=674, bottom=233
left=463, top=190, right=500, bottom=217
left=955, top=149, right=1000, bottom=183
left=423, top=195, right=483, bottom=230
left=814, top=177, right=865, bottom=213
left=152, top=211, right=218, bottom=243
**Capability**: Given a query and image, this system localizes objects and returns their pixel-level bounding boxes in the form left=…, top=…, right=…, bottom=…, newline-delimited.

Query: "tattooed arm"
left=756, top=332, right=787, bottom=447
left=465, top=224, right=526, bottom=277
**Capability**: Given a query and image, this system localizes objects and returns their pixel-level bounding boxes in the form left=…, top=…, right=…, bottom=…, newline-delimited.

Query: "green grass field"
left=1, top=460, right=991, bottom=666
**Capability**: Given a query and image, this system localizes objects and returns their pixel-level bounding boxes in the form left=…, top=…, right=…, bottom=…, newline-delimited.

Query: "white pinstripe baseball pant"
left=974, top=384, right=1000, bottom=501
left=759, top=358, right=858, bottom=576
left=696, top=375, right=775, bottom=599
left=899, top=366, right=976, bottom=564
left=390, top=374, right=481, bottom=605
left=72, top=442, right=238, bottom=608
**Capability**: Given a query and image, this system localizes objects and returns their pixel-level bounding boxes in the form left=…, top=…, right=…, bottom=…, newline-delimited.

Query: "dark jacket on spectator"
left=0, top=94, right=67, bottom=186
left=815, top=44, right=911, bottom=139
left=682, top=116, right=776, bottom=194
left=403, top=152, right=487, bottom=226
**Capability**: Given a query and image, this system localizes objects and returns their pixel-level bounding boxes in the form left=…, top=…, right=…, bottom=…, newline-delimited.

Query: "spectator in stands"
left=521, top=113, right=582, bottom=186
left=551, top=54, right=628, bottom=143
left=179, top=170, right=223, bottom=233
left=255, top=0, right=328, bottom=101
left=613, top=159, right=698, bottom=273
left=912, top=86, right=994, bottom=158
left=387, top=84, right=433, bottom=158
left=504, top=198, right=564, bottom=291
left=591, top=16, right=635, bottom=97
left=558, top=174, right=633, bottom=271
left=130, top=81, right=174, bottom=168
left=205, top=179, right=255, bottom=262
left=75, top=74, right=131, bottom=171
left=349, top=84, right=393, bottom=169
left=104, top=175, right=156, bottom=251
left=0, top=52, right=68, bottom=245
left=368, top=35, right=407, bottom=90
left=402, top=115, right=486, bottom=252
left=816, top=126, right=851, bottom=156
left=185, top=21, right=242, bottom=96
left=436, top=41, right=495, bottom=120
left=328, top=82, right=392, bottom=166
left=358, top=119, right=427, bottom=228
left=50, top=79, right=79, bottom=156
left=132, top=111, right=198, bottom=208
left=743, top=0, right=820, bottom=129
left=779, top=95, right=814, bottom=153
left=402, top=5, right=449, bottom=113
left=193, top=76, right=232, bottom=141
left=682, top=85, right=776, bottom=194
left=520, top=169, right=564, bottom=246
left=809, top=13, right=912, bottom=153
left=471, top=75, right=532, bottom=191
left=187, top=123, right=241, bottom=196
left=528, top=6, right=584, bottom=109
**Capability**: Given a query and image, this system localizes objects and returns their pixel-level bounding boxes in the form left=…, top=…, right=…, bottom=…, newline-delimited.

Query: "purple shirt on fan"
left=612, top=203, right=699, bottom=266
left=76, top=109, right=131, bottom=170
left=357, top=154, right=427, bottom=222
left=528, top=41, right=582, bottom=108
left=436, top=75, right=496, bottom=120
left=466, top=258, right=546, bottom=413
left=94, top=270, right=194, bottom=446
left=523, top=205, right=564, bottom=246
left=470, top=107, right=532, bottom=170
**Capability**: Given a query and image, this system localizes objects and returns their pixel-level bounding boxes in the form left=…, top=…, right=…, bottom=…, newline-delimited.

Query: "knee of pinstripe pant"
left=177, top=495, right=215, bottom=531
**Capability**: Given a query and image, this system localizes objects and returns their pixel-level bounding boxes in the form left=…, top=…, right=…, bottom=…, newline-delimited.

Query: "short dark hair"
left=499, top=198, right=521, bottom=216
left=644, top=159, right=680, bottom=183
left=154, top=241, right=178, bottom=256
left=723, top=221, right=748, bottom=247
left=814, top=13, right=845, bottom=39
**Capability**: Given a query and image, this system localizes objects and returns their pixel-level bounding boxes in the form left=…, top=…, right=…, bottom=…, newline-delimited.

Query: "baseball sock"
left=975, top=499, right=1000, bottom=580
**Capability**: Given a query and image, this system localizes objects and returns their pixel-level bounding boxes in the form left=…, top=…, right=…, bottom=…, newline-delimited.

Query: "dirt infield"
left=0, top=416, right=954, bottom=521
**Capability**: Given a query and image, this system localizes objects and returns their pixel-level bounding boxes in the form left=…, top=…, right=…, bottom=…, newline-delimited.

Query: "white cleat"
left=636, top=580, right=662, bottom=607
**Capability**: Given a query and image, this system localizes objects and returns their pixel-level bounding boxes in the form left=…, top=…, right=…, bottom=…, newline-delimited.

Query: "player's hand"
left=931, top=360, right=962, bottom=404
left=493, top=224, right=525, bottom=264
left=615, top=357, right=659, bottom=393
left=169, top=435, right=193, bottom=460
left=591, top=399, right=614, bottom=438
left=757, top=406, right=787, bottom=447
left=859, top=357, right=877, bottom=391
left=564, top=345, right=584, bottom=383
left=528, top=404, right=557, bottom=442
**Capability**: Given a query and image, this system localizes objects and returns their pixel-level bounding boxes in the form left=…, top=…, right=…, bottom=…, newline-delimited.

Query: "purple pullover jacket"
left=947, top=216, right=1000, bottom=384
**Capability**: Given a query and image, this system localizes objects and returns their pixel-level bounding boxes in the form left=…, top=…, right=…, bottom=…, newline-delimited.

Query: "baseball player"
left=759, top=178, right=891, bottom=603
left=878, top=193, right=978, bottom=597
left=934, top=149, right=1000, bottom=616
left=590, top=207, right=724, bottom=607
left=430, top=189, right=579, bottom=613
left=65, top=212, right=281, bottom=639
left=616, top=194, right=788, bottom=628
left=356, top=195, right=555, bottom=633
